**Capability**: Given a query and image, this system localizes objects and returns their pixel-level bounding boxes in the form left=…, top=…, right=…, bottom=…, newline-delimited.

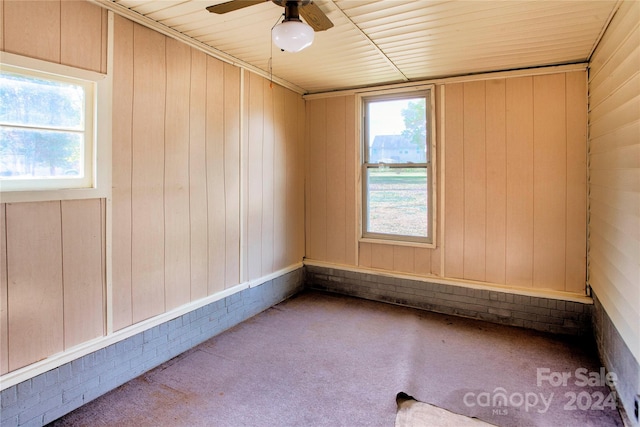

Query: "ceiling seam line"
left=586, top=0, right=624, bottom=62
left=329, top=1, right=409, bottom=82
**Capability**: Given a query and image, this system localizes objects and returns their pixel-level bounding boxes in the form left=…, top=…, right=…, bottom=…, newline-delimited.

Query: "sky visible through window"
left=367, top=99, right=411, bottom=147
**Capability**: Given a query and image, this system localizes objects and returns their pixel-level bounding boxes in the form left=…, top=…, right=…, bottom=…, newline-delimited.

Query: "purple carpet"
left=50, top=291, right=623, bottom=426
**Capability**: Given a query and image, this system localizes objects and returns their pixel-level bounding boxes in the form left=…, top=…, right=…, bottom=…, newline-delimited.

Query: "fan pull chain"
left=269, top=13, right=284, bottom=89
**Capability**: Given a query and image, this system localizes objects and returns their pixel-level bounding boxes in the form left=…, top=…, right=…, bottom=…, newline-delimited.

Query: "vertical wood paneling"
left=304, top=72, right=585, bottom=294
left=261, top=79, right=275, bottom=276
left=189, top=49, right=209, bottom=301
left=533, top=74, right=567, bottom=290
left=240, top=72, right=250, bottom=282
left=6, top=202, right=63, bottom=371
left=60, top=0, right=103, bottom=72
left=306, top=99, right=327, bottom=260
left=304, top=95, right=311, bottom=263
left=0, top=204, right=8, bottom=375
left=164, top=38, right=191, bottom=309
left=100, top=8, right=108, bottom=74
left=3, top=0, right=60, bottom=63
left=61, top=199, right=104, bottom=348
left=296, top=95, right=306, bottom=263
left=505, top=76, right=534, bottom=287
left=415, top=247, right=432, bottom=276
left=344, top=95, right=357, bottom=266
left=111, top=14, right=134, bottom=331
left=0, top=0, right=4, bottom=51
left=393, top=246, right=415, bottom=274
left=462, top=81, right=486, bottom=281
left=359, top=242, right=372, bottom=267
left=272, top=82, right=284, bottom=270
left=2, top=0, right=106, bottom=72
left=206, top=56, right=226, bottom=294
left=131, top=24, right=166, bottom=322
left=485, top=79, right=507, bottom=285
left=565, top=71, right=587, bottom=293
left=326, top=97, right=347, bottom=264
left=1, top=12, right=311, bottom=374
left=444, top=83, right=465, bottom=279
left=291, top=94, right=306, bottom=266
left=371, top=244, right=394, bottom=271
left=247, top=72, right=264, bottom=281
left=429, top=85, right=443, bottom=276
left=273, top=84, right=287, bottom=270
left=224, top=63, right=241, bottom=288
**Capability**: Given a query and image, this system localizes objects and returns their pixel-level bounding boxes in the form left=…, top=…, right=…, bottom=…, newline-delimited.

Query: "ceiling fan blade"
left=300, top=2, right=333, bottom=32
left=206, top=0, right=268, bottom=14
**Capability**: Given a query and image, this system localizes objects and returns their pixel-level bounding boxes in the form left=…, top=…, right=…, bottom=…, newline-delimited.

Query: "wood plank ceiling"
left=95, top=0, right=619, bottom=94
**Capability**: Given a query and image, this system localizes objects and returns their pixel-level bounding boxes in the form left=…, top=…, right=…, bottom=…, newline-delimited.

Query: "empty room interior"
left=0, top=0, right=638, bottom=426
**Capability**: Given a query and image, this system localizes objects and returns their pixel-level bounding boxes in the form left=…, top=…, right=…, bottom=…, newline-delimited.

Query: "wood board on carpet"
left=396, top=392, right=496, bottom=427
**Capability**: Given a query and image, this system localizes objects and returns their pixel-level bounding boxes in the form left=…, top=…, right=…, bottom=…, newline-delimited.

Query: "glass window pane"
left=366, top=167, right=428, bottom=238
left=0, top=127, right=83, bottom=179
left=366, top=98, right=427, bottom=164
left=0, top=71, right=85, bottom=130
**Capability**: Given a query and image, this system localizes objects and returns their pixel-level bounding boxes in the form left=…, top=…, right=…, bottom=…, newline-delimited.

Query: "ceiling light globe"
left=272, top=20, right=314, bottom=53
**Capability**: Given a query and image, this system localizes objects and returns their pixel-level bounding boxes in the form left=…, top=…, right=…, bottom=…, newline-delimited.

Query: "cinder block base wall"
left=305, top=265, right=593, bottom=336
left=592, top=292, right=640, bottom=427
left=0, top=268, right=304, bottom=427
left=9, top=266, right=635, bottom=427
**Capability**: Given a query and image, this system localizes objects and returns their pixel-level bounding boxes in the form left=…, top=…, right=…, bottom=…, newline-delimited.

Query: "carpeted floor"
left=49, top=291, right=623, bottom=427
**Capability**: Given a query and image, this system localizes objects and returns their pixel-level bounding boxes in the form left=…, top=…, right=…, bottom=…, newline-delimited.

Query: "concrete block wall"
left=0, top=268, right=304, bottom=427
left=305, top=265, right=592, bottom=336
left=592, top=292, right=640, bottom=427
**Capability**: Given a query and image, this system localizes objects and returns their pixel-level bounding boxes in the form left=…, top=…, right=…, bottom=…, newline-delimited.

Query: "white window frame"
left=357, top=84, right=436, bottom=248
left=0, top=52, right=111, bottom=203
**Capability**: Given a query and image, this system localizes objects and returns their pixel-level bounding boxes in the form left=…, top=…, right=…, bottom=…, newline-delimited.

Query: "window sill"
left=359, top=236, right=436, bottom=250
left=0, top=186, right=108, bottom=204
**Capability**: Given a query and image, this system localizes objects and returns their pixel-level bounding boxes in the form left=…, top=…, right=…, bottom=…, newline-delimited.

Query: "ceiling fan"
left=206, top=1, right=334, bottom=52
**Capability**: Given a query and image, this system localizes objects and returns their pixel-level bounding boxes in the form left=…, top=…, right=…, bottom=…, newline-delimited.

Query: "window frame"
left=357, top=85, right=436, bottom=248
left=0, top=52, right=111, bottom=203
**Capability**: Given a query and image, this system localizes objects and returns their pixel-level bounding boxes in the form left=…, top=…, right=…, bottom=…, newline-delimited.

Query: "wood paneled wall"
left=444, top=73, right=587, bottom=293
left=305, top=92, right=443, bottom=276
left=305, top=71, right=587, bottom=293
left=588, top=0, right=640, bottom=363
left=1, top=3, right=305, bottom=374
left=0, top=200, right=105, bottom=373
left=306, top=96, right=356, bottom=266
left=245, top=73, right=305, bottom=281
left=111, top=16, right=305, bottom=330
left=1, top=0, right=108, bottom=375
left=1, top=0, right=108, bottom=73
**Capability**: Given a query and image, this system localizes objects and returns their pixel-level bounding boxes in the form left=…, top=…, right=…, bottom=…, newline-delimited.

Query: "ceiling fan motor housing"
left=274, top=0, right=311, bottom=22
left=206, top=0, right=334, bottom=32
left=272, top=1, right=313, bottom=7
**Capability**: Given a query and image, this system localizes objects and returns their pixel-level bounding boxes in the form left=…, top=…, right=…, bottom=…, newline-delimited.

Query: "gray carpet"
left=50, top=291, right=623, bottom=426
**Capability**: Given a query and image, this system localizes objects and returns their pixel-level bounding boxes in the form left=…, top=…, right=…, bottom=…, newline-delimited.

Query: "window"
left=361, top=87, right=435, bottom=246
left=0, top=52, right=110, bottom=202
